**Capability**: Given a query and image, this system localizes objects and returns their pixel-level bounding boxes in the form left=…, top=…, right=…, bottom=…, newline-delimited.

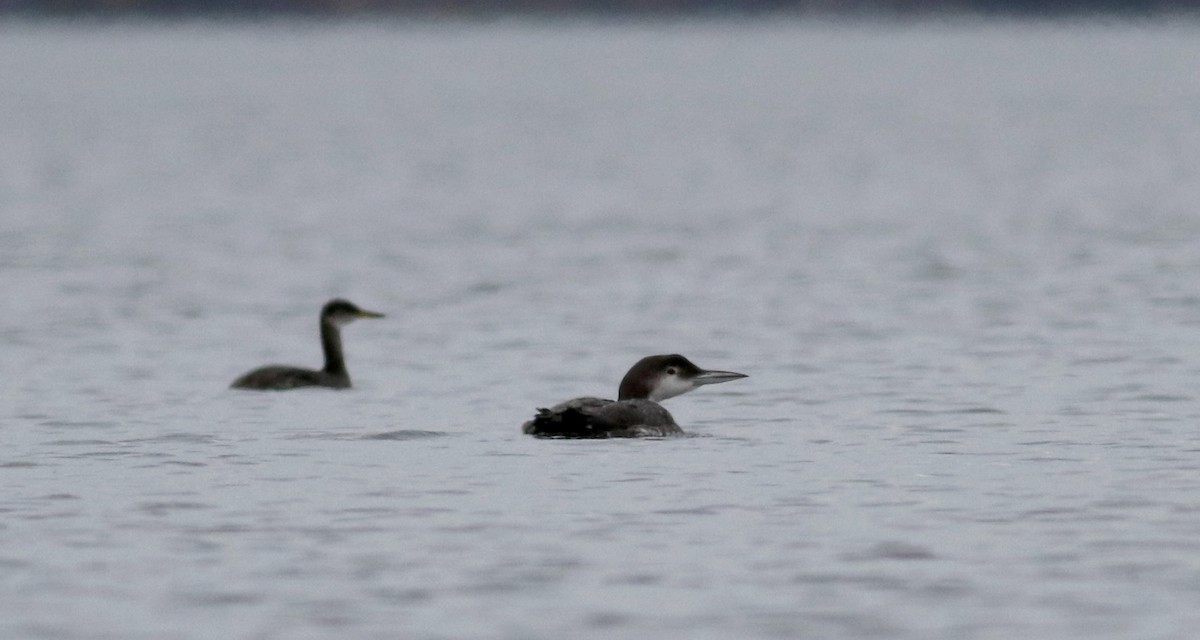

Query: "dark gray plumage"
left=523, top=354, right=746, bottom=438
left=230, top=299, right=383, bottom=391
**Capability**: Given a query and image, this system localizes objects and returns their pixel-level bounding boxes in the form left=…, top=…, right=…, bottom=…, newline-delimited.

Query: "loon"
left=230, top=299, right=384, bottom=391
left=522, top=354, right=747, bottom=438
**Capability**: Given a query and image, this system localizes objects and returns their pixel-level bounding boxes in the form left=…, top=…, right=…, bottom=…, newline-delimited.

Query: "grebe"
left=230, top=299, right=383, bottom=391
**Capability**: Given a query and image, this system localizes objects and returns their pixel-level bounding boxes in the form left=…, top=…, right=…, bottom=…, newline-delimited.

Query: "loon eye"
left=666, top=367, right=678, bottom=376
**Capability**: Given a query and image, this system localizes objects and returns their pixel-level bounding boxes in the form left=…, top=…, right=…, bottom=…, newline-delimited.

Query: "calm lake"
left=3, top=16, right=1200, bottom=640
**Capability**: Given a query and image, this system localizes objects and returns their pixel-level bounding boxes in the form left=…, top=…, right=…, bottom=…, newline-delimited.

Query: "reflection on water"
left=3, top=17, right=1200, bottom=640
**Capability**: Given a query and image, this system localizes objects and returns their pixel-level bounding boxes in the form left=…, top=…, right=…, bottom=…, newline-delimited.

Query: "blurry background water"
left=3, top=16, right=1200, bottom=640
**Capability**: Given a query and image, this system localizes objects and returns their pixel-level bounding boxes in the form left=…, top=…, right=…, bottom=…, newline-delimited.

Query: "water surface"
left=3, top=18, right=1200, bottom=640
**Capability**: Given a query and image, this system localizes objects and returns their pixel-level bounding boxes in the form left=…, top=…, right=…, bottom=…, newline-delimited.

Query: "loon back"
left=522, top=397, right=683, bottom=439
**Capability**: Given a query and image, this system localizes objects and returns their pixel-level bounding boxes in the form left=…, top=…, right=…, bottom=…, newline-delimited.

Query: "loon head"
left=617, top=354, right=747, bottom=402
left=321, top=298, right=385, bottom=326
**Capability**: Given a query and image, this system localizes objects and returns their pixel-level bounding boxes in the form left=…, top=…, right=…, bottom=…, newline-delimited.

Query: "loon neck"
left=320, top=318, right=346, bottom=376
left=617, top=378, right=652, bottom=401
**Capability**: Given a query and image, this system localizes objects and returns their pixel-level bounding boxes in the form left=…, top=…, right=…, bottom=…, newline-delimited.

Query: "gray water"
left=3, top=17, right=1200, bottom=640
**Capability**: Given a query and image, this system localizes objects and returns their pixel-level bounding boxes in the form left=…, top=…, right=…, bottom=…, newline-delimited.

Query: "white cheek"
left=649, top=374, right=695, bottom=401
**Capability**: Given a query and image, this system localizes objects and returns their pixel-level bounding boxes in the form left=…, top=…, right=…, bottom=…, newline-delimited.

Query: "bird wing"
left=230, top=365, right=324, bottom=390
left=523, top=398, right=680, bottom=438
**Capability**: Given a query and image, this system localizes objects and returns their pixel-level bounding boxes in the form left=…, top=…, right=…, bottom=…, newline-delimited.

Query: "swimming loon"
left=522, top=354, right=747, bottom=438
left=230, top=299, right=384, bottom=391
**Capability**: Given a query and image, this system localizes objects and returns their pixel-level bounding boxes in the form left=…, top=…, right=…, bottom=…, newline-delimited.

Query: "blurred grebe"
left=230, top=299, right=383, bottom=391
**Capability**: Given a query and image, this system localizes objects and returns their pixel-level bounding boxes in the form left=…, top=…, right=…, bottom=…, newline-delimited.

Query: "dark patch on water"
left=18, top=413, right=51, bottom=421
left=65, top=450, right=140, bottom=459
left=791, top=571, right=909, bottom=590
left=587, top=611, right=633, bottom=629
left=38, top=420, right=119, bottom=429
left=0, top=557, right=31, bottom=569
left=842, top=541, right=937, bottom=562
left=608, top=573, right=663, bottom=586
left=655, top=505, right=723, bottom=516
left=880, top=408, right=937, bottom=416
left=468, top=280, right=506, bottom=294
left=139, top=501, right=213, bottom=516
left=366, top=586, right=434, bottom=603
left=282, top=429, right=449, bottom=441
left=175, top=590, right=264, bottom=607
left=360, top=430, right=448, bottom=441
left=123, top=433, right=217, bottom=445
left=1131, top=393, right=1192, bottom=403
left=331, top=506, right=401, bottom=517
left=950, top=406, right=1006, bottom=414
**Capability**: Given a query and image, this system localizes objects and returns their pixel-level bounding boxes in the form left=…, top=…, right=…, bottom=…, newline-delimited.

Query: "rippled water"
left=4, top=17, right=1200, bottom=640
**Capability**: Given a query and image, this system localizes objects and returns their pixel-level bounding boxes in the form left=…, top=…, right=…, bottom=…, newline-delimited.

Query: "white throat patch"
left=648, top=373, right=696, bottom=402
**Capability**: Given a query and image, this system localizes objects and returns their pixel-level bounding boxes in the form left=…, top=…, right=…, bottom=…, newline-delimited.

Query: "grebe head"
left=321, top=299, right=385, bottom=326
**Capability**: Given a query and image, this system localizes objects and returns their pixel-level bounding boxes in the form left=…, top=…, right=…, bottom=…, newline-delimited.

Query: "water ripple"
left=360, top=430, right=448, bottom=441
left=841, top=542, right=938, bottom=562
